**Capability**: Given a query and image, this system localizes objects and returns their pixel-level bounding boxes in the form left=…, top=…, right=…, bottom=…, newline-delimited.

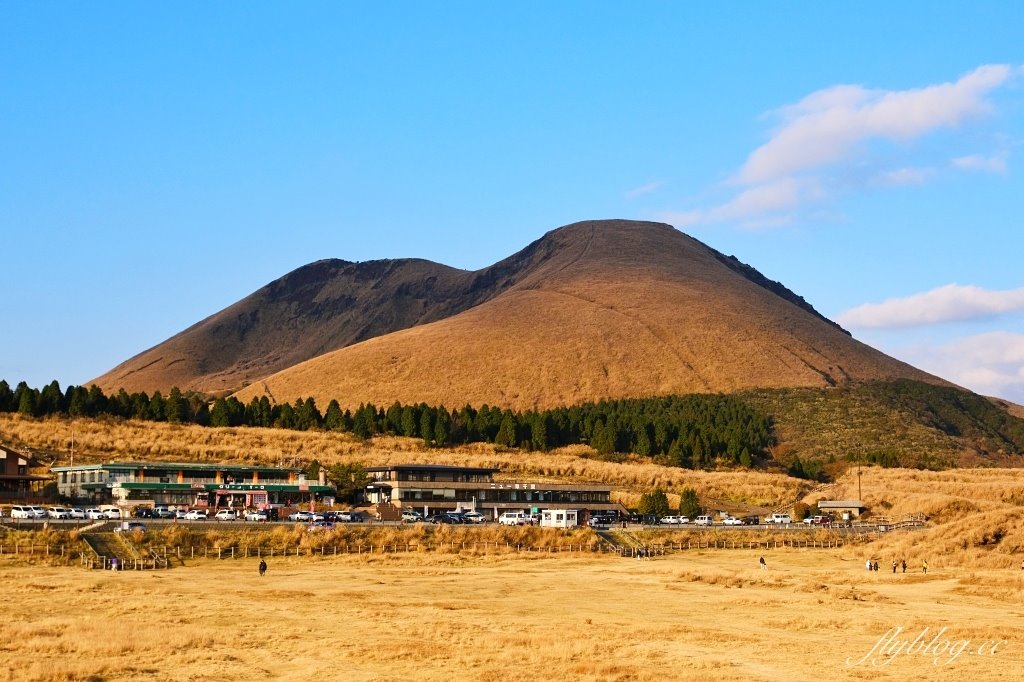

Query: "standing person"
left=873, top=561, right=879, bottom=572
left=759, top=556, right=767, bottom=570
left=901, top=559, right=907, bottom=573
left=892, top=559, right=897, bottom=574
left=258, top=559, right=267, bottom=577
left=865, top=559, right=871, bottom=571
left=923, top=559, right=928, bottom=574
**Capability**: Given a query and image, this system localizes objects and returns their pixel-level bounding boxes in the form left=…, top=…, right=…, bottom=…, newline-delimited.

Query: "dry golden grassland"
left=4, top=549, right=1024, bottom=682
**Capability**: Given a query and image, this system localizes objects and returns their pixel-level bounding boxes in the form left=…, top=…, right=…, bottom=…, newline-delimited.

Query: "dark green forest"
left=0, top=380, right=775, bottom=471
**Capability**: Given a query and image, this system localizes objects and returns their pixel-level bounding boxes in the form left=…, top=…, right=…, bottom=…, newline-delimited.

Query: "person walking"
left=759, top=556, right=767, bottom=570
left=258, top=559, right=267, bottom=577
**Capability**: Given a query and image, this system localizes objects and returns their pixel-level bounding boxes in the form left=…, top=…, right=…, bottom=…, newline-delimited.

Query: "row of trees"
left=635, top=487, right=702, bottom=518
left=0, top=380, right=776, bottom=470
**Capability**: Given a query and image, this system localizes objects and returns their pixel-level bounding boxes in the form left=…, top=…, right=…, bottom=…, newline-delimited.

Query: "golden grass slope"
left=235, top=220, right=940, bottom=411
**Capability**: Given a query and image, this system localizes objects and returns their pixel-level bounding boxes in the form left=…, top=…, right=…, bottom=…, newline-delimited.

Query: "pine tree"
left=210, top=398, right=231, bottom=427
left=0, top=380, right=12, bottom=412
left=495, top=414, right=517, bottom=448
left=17, top=388, right=36, bottom=417
left=401, top=406, right=418, bottom=437
left=149, top=391, right=166, bottom=421
left=324, top=400, right=345, bottom=431
left=530, top=414, right=549, bottom=452
left=433, top=409, right=451, bottom=447
left=165, top=387, right=186, bottom=424
left=678, top=487, right=701, bottom=518
left=420, top=408, right=434, bottom=446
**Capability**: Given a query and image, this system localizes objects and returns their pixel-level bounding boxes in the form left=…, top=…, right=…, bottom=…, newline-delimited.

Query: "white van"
left=497, top=511, right=527, bottom=526
left=694, top=515, right=714, bottom=526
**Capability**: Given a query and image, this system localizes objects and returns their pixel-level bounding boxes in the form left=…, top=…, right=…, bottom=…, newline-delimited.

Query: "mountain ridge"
left=93, top=219, right=945, bottom=409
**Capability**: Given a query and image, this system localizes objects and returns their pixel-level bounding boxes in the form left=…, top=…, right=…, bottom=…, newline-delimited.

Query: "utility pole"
left=857, top=455, right=862, bottom=501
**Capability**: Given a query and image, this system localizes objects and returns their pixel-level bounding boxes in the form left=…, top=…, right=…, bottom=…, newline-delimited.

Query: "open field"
left=4, top=549, right=1024, bottom=682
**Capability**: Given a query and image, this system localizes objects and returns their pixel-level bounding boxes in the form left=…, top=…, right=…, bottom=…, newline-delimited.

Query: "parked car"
left=214, top=509, right=237, bottom=521
left=426, top=513, right=464, bottom=524
left=288, top=511, right=313, bottom=522
left=184, top=510, right=208, bottom=520
left=154, top=506, right=174, bottom=519
left=765, top=513, right=793, bottom=525
left=47, top=507, right=72, bottom=519
left=114, top=521, right=147, bottom=533
left=85, top=508, right=105, bottom=520
left=243, top=510, right=268, bottom=522
left=29, top=506, right=47, bottom=519
left=307, top=521, right=335, bottom=531
left=694, top=515, right=714, bottom=526
left=132, top=507, right=154, bottom=518
left=174, top=509, right=189, bottom=519
left=100, top=506, right=122, bottom=520
left=627, top=513, right=660, bottom=525
left=68, top=507, right=86, bottom=520
left=401, top=510, right=423, bottom=523
left=807, top=514, right=834, bottom=525
left=10, top=505, right=34, bottom=519
left=722, top=516, right=743, bottom=526
left=741, top=515, right=760, bottom=525
left=462, top=511, right=486, bottom=524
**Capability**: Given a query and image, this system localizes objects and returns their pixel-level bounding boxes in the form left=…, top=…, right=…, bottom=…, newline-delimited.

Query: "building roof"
left=52, top=461, right=302, bottom=474
left=817, top=500, right=865, bottom=509
left=112, top=482, right=333, bottom=492
left=365, top=464, right=500, bottom=474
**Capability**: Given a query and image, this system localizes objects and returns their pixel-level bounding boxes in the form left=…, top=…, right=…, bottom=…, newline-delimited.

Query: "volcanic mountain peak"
left=94, top=219, right=938, bottom=408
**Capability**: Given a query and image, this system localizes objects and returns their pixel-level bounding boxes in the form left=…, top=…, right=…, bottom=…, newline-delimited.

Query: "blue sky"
left=2, top=3, right=1023, bottom=402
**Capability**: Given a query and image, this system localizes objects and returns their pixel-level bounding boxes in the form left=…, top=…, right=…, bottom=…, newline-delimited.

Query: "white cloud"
left=665, top=177, right=824, bottom=228
left=838, top=284, right=1024, bottom=328
left=625, top=181, right=664, bottom=199
left=952, top=152, right=1008, bottom=174
left=908, top=332, right=1024, bottom=402
left=670, top=64, right=1020, bottom=228
left=739, top=64, right=1014, bottom=185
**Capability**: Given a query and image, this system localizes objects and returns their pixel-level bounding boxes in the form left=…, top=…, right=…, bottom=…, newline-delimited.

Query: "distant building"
left=364, top=464, right=624, bottom=519
left=817, top=500, right=866, bottom=519
left=50, top=461, right=333, bottom=510
left=0, top=444, right=50, bottom=501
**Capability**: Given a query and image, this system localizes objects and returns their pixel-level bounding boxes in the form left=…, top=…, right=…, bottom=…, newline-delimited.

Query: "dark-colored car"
left=740, top=516, right=760, bottom=525
left=426, top=513, right=464, bottom=524
left=132, top=507, right=154, bottom=519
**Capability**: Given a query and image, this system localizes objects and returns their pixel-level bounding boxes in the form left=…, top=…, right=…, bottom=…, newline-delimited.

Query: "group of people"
left=865, top=558, right=919, bottom=573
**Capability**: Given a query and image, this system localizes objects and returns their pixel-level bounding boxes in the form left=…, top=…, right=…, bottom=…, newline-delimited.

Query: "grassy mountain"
left=231, top=220, right=942, bottom=410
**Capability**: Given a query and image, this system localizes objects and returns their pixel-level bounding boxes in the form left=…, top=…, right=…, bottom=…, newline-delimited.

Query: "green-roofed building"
left=50, top=461, right=334, bottom=512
